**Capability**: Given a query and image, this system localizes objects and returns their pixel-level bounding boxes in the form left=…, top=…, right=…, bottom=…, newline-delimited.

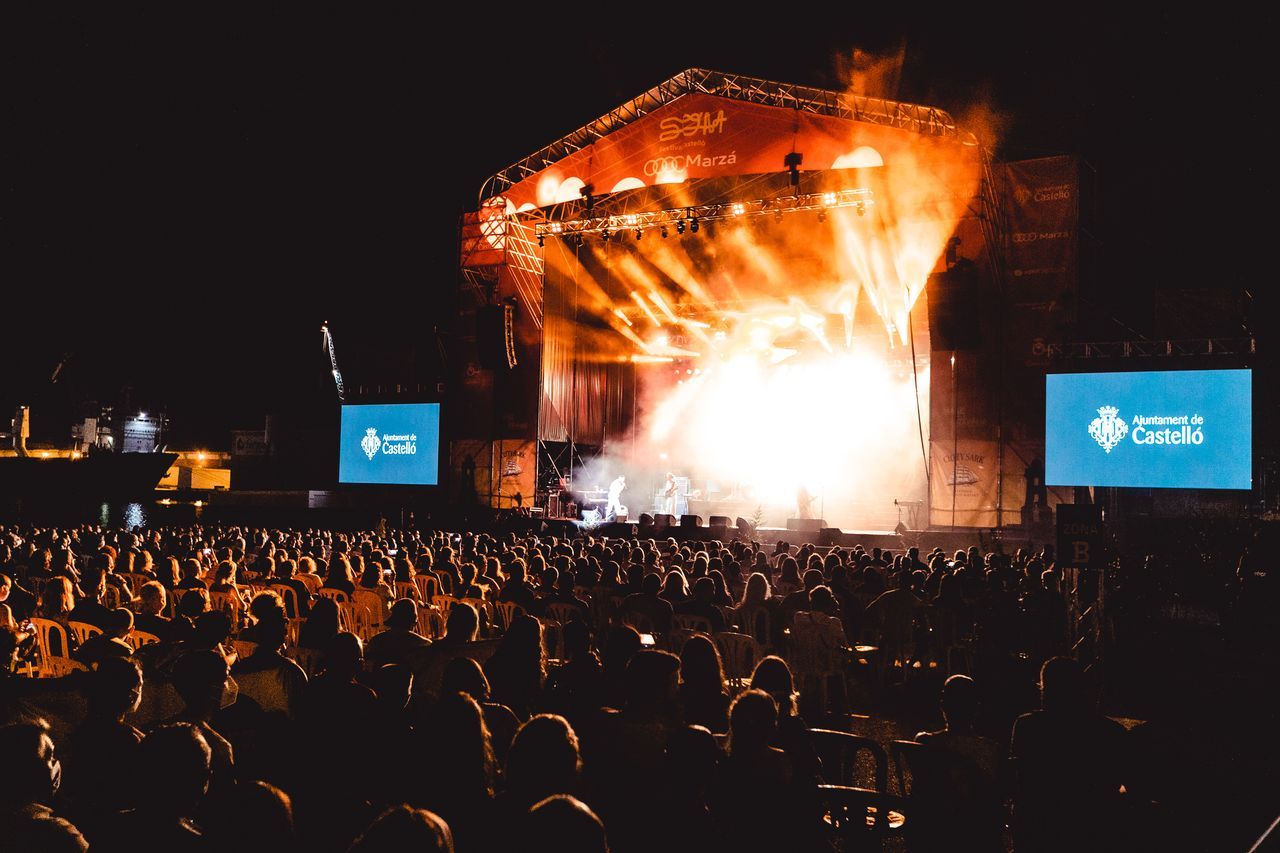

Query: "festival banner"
left=497, top=92, right=977, bottom=210
left=449, top=439, right=537, bottom=510
left=929, top=438, right=1002, bottom=528
left=1003, top=155, right=1078, bottom=309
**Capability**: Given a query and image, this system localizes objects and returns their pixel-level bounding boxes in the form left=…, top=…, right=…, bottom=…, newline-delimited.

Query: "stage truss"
left=480, top=67, right=973, bottom=201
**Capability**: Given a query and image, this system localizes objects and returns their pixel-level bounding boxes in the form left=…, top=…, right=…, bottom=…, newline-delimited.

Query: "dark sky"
left=5, top=11, right=1273, bottom=447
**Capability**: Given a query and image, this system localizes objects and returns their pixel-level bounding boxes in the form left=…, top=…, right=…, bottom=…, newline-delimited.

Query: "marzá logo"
left=361, top=428, right=381, bottom=460
left=1088, top=405, right=1128, bottom=453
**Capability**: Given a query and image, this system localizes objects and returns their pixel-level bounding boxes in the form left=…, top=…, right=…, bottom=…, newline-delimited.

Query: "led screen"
left=338, top=403, right=440, bottom=485
left=1045, top=369, right=1251, bottom=489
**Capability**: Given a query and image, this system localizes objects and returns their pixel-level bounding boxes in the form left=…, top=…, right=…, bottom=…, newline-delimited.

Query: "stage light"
left=822, top=192, right=837, bottom=207
left=676, top=220, right=685, bottom=235
left=731, top=202, right=745, bottom=216
left=550, top=221, right=563, bottom=233
left=775, top=209, right=784, bottom=223
left=601, top=228, right=611, bottom=241
left=635, top=228, right=642, bottom=240
left=817, top=210, right=826, bottom=223
left=691, top=217, right=699, bottom=233
left=784, top=151, right=803, bottom=187
left=856, top=202, right=866, bottom=217
left=537, top=234, right=544, bottom=247
left=661, top=225, right=668, bottom=238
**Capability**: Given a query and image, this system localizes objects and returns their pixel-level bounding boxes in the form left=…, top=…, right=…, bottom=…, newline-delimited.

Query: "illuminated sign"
left=1045, top=370, right=1251, bottom=489
left=339, top=404, right=440, bottom=485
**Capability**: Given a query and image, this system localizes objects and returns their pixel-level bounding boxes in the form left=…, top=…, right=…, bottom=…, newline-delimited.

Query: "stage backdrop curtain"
left=539, top=241, right=632, bottom=445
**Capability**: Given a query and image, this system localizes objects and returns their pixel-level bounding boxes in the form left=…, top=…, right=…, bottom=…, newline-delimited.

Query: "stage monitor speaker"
left=819, top=527, right=843, bottom=545
left=653, top=514, right=675, bottom=528
left=708, top=515, right=732, bottom=528
left=638, top=513, right=655, bottom=527
left=785, top=518, right=825, bottom=533
left=927, top=261, right=981, bottom=350
left=680, top=514, right=703, bottom=528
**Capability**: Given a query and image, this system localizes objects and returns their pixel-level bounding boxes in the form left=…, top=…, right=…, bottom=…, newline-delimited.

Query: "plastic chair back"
left=714, top=632, right=762, bottom=686
left=413, top=574, right=439, bottom=602
left=353, top=590, right=387, bottom=626
left=67, top=620, right=102, bottom=648
left=672, top=613, right=714, bottom=634
left=269, top=584, right=302, bottom=619
left=30, top=618, right=71, bottom=664
left=129, top=630, right=162, bottom=649
left=491, top=600, right=520, bottom=632
left=544, top=602, right=580, bottom=627
left=295, top=573, right=323, bottom=594
left=317, top=588, right=349, bottom=604
left=809, top=728, right=888, bottom=792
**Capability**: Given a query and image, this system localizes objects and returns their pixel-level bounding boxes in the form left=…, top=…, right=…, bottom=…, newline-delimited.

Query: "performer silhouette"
left=605, top=475, right=626, bottom=521
left=796, top=485, right=814, bottom=519
left=661, top=472, right=678, bottom=516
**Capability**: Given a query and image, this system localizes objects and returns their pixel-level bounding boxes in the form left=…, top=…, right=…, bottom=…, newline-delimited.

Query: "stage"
left=455, top=67, right=1081, bottom=533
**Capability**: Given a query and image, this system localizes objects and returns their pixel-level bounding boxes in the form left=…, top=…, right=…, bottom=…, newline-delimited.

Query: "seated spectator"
left=365, top=598, right=431, bottom=669
left=298, top=597, right=340, bottom=651
left=748, top=655, right=820, bottom=782
left=177, top=557, right=208, bottom=590
left=271, top=559, right=312, bottom=619
left=484, top=614, right=546, bottom=718
left=441, top=657, right=521, bottom=760
left=323, top=555, right=357, bottom=596
left=135, top=581, right=179, bottom=641
left=410, top=691, right=495, bottom=849
left=66, top=658, right=144, bottom=835
left=358, top=559, right=395, bottom=610
left=674, top=576, right=727, bottom=633
left=0, top=571, right=37, bottom=622
left=301, top=633, right=378, bottom=730
left=503, top=714, right=583, bottom=814
left=911, top=673, right=1004, bottom=851
left=205, top=780, right=296, bottom=853
left=167, top=650, right=237, bottom=793
left=711, top=689, right=810, bottom=850
left=349, top=805, right=454, bottom=853
left=544, top=620, right=603, bottom=728
left=412, top=601, right=483, bottom=702
left=233, top=610, right=308, bottom=718
left=72, top=606, right=134, bottom=666
left=1011, top=656, right=1127, bottom=853
left=0, top=718, right=88, bottom=851
left=95, top=723, right=212, bottom=852
left=679, top=634, right=729, bottom=733
left=780, top=568, right=824, bottom=627
left=454, top=561, right=485, bottom=600
left=524, top=794, right=608, bottom=853
left=69, top=565, right=113, bottom=630
left=208, top=560, right=239, bottom=594
left=497, top=558, right=540, bottom=614
left=619, top=573, right=674, bottom=635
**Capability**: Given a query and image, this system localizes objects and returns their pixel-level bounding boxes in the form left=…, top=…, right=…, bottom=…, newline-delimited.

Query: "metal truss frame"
left=532, top=188, right=875, bottom=242
left=1047, top=337, right=1256, bottom=359
left=480, top=67, right=972, bottom=200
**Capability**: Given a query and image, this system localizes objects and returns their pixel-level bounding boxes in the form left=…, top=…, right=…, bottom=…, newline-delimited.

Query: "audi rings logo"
left=643, top=155, right=687, bottom=177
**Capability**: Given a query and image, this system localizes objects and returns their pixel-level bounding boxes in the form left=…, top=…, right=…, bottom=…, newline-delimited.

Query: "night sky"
left=6, top=11, right=1272, bottom=449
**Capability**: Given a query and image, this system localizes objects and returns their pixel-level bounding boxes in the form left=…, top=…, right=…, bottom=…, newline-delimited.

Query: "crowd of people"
left=0, top=522, right=1150, bottom=851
